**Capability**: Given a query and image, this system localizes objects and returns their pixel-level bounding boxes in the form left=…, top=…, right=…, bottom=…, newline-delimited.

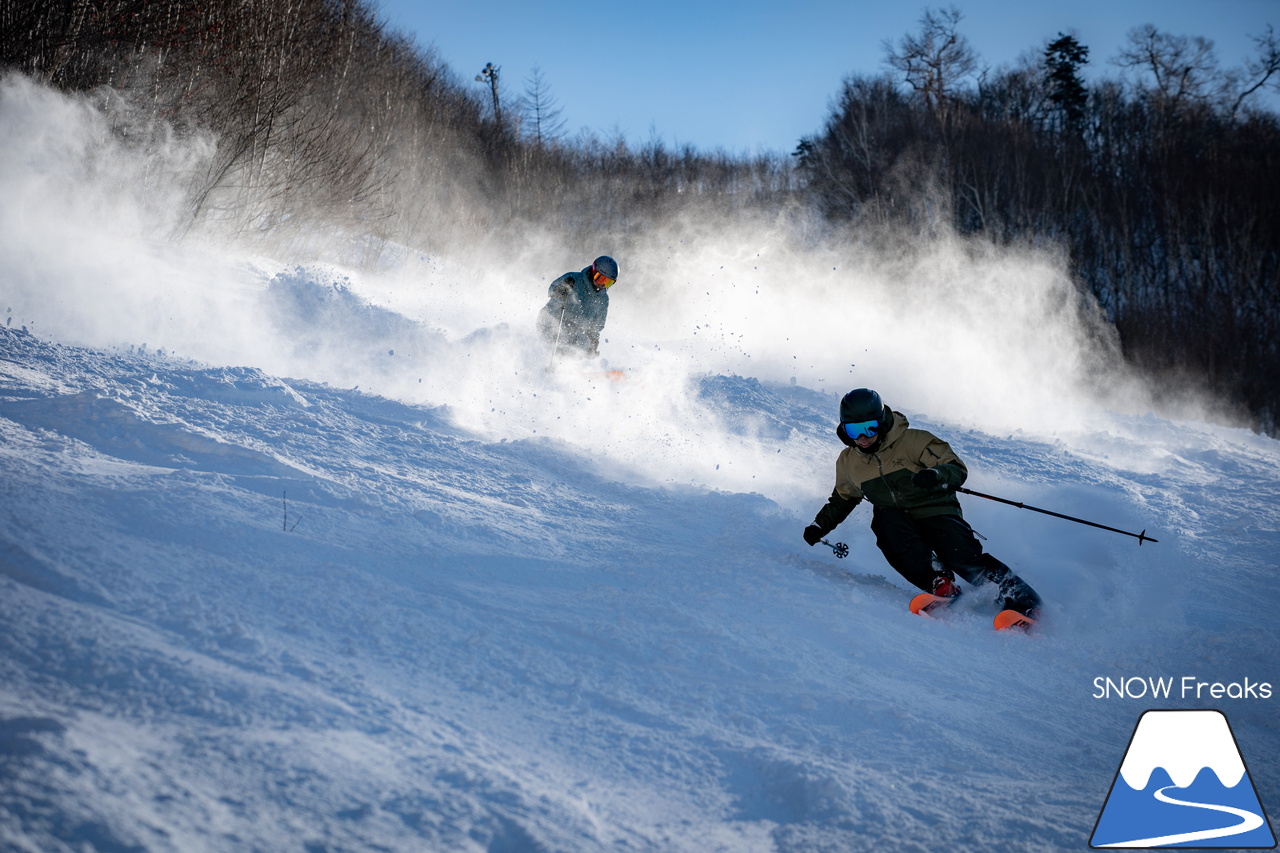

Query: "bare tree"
left=883, top=6, right=978, bottom=122
left=1227, top=25, right=1280, bottom=117
left=1114, top=24, right=1222, bottom=113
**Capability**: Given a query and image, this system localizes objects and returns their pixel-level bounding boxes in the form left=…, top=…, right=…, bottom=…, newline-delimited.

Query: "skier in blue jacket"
left=537, top=256, right=618, bottom=358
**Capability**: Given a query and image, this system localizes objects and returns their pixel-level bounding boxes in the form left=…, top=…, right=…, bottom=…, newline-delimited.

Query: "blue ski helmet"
left=592, top=256, right=618, bottom=280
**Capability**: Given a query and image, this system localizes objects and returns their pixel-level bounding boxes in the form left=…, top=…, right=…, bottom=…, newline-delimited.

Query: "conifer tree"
left=1044, top=33, right=1089, bottom=135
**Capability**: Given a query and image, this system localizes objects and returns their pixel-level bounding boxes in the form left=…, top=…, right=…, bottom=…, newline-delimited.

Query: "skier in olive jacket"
left=803, top=388, right=1041, bottom=616
left=537, top=255, right=618, bottom=358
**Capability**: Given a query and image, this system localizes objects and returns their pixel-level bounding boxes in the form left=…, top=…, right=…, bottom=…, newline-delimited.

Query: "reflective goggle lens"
left=842, top=419, right=879, bottom=440
left=592, top=269, right=616, bottom=288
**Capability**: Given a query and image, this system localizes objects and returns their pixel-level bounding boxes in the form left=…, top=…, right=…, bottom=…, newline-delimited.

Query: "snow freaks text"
left=1092, top=676, right=1274, bottom=700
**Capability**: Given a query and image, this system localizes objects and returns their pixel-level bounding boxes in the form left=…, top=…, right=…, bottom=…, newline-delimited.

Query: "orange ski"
left=993, top=609, right=1037, bottom=632
left=909, top=591, right=956, bottom=617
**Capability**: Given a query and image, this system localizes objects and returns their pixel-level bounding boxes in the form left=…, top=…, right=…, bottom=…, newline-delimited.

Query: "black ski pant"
left=870, top=506, right=1041, bottom=614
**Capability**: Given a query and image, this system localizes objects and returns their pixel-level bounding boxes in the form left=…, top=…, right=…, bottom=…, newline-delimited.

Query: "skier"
left=802, top=388, right=1042, bottom=618
left=537, top=255, right=618, bottom=359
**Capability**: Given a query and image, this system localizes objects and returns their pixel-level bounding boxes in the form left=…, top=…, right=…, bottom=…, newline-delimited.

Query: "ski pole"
left=820, top=538, right=849, bottom=559
left=547, top=304, right=567, bottom=372
left=955, top=487, right=1157, bottom=545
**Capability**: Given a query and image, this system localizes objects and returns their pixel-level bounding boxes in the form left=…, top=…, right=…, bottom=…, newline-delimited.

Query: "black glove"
left=912, top=468, right=942, bottom=490
left=803, top=525, right=824, bottom=546
left=552, top=281, right=573, bottom=298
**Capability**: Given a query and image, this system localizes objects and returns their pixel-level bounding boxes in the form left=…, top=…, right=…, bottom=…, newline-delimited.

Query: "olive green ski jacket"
left=811, top=410, right=967, bottom=535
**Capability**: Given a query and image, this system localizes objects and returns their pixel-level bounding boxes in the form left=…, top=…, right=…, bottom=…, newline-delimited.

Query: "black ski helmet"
left=592, top=255, right=618, bottom=280
left=836, top=388, right=892, bottom=447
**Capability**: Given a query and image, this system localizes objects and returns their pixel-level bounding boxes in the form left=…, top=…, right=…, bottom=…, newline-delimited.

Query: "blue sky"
left=373, top=0, right=1278, bottom=154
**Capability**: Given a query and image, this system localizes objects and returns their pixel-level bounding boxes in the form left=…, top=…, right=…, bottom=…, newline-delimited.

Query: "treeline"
left=0, top=0, right=794, bottom=251
left=798, top=10, right=1280, bottom=433
left=2, top=2, right=1278, bottom=433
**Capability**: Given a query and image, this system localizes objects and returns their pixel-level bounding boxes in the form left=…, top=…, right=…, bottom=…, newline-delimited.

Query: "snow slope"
left=3, top=74, right=1280, bottom=852
left=2, top=309, right=1278, bottom=852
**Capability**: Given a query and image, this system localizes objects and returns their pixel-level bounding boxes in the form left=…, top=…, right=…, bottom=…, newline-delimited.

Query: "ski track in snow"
left=2, top=314, right=1279, bottom=853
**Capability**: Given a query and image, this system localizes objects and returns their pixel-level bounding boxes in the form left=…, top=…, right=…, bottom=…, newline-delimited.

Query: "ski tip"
left=583, top=369, right=628, bottom=382
left=993, top=609, right=1037, bottom=632
left=909, top=592, right=954, bottom=616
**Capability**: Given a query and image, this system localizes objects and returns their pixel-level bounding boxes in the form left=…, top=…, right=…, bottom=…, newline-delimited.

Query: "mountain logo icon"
left=1091, top=710, right=1276, bottom=848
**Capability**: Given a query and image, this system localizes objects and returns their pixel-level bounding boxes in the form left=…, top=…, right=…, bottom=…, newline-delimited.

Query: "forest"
left=3, top=1, right=1278, bottom=434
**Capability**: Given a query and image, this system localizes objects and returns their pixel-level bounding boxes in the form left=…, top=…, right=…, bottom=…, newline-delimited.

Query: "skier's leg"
left=921, top=515, right=1042, bottom=615
left=871, top=506, right=951, bottom=592
left=976, top=553, right=1041, bottom=615
left=558, top=320, right=593, bottom=358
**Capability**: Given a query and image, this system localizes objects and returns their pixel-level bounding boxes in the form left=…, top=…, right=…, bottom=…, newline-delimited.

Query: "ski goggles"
left=841, top=419, right=880, bottom=440
left=591, top=268, right=616, bottom=288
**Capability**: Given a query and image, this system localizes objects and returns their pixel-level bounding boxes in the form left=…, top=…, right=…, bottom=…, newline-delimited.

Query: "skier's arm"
left=549, top=274, right=575, bottom=299
left=913, top=435, right=968, bottom=490
left=805, top=488, right=860, bottom=543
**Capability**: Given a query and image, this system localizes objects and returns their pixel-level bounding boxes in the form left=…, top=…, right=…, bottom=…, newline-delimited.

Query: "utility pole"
left=475, top=62, right=502, bottom=126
